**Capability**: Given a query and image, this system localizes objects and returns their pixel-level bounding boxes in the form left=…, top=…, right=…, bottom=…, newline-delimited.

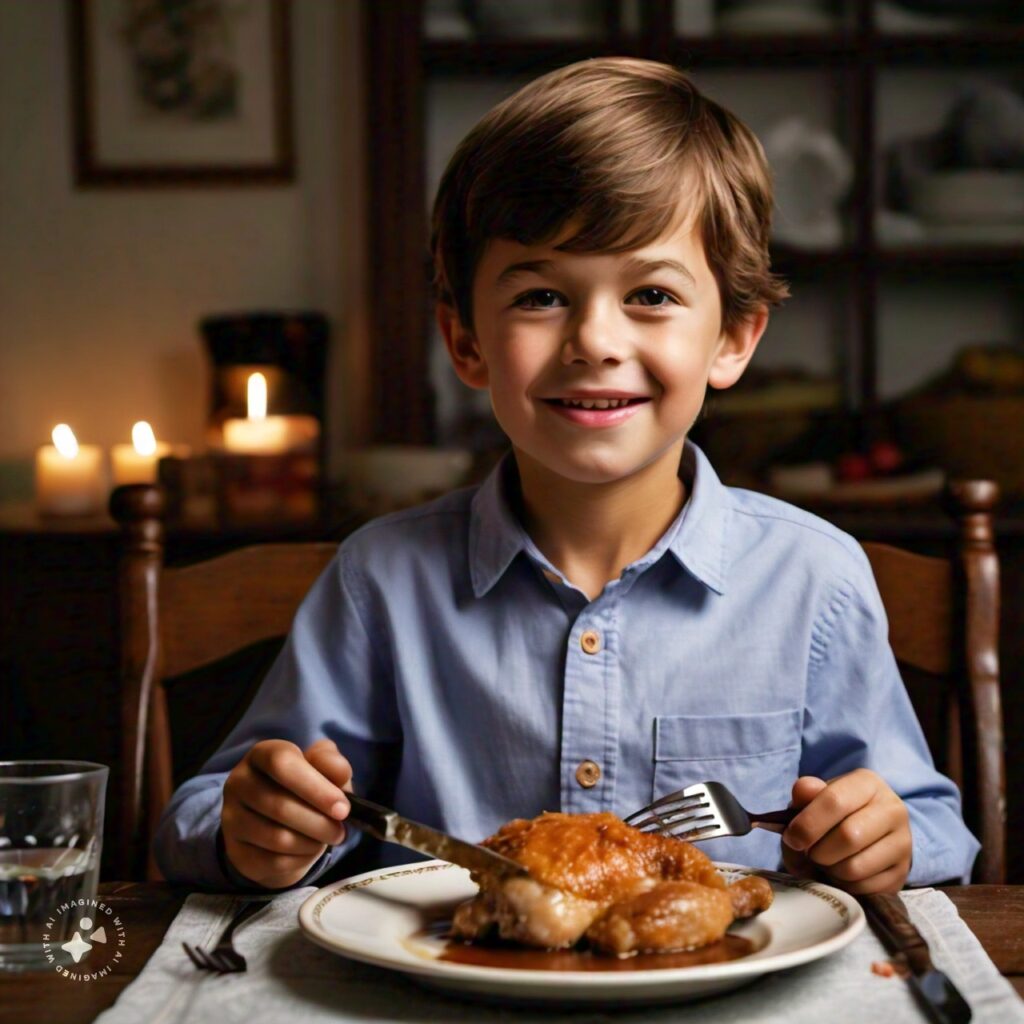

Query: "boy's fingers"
left=825, top=831, right=908, bottom=883
left=229, top=771, right=347, bottom=845
left=304, top=739, right=354, bottom=798
left=804, top=804, right=889, bottom=866
left=228, top=801, right=328, bottom=857
left=783, top=770, right=877, bottom=853
left=802, top=794, right=909, bottom=868
left=841, top=861, right=910, bottom=896
left=248, top=740, right=349, bottom=820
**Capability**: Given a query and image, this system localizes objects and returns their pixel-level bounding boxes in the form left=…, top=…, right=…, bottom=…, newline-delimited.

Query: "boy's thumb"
left=790, top=775, right=827, bottom=808
left=304, top=738, right=353, bottom=792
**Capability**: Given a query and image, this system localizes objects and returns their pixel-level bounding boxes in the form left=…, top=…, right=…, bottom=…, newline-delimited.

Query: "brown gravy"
left=427, top=922, right=754, bottom=972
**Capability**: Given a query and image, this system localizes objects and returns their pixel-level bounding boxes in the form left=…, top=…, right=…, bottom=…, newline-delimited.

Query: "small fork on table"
left=624, top=781, right=797, bottom=842
left=182, top=897, right=273, bottom=974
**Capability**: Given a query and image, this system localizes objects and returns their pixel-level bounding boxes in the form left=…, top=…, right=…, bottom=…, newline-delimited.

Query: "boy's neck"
left=512, top=443, right=688, bottom=601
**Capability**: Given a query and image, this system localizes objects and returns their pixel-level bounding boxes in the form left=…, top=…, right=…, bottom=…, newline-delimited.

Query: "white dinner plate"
left=298, top=860, right=865, bottom=1005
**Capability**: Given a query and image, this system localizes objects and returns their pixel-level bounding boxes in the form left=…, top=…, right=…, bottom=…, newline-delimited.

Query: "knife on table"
left=862, top=892, right=972, bottom=1024
left=343, top=793, right=530, bottom=881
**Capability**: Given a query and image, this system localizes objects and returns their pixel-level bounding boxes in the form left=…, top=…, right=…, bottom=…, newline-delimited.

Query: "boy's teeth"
left=560, top=398, right=629, bottom=409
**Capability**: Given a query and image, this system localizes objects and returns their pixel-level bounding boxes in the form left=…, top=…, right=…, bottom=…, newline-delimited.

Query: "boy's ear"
left=707, top=307, right=769, bottom=391
left=436, top=302, right=489, bottom=390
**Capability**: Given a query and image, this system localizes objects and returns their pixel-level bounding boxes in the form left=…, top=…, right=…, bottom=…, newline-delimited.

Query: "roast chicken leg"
left=451, top=811, right=772, bottom=954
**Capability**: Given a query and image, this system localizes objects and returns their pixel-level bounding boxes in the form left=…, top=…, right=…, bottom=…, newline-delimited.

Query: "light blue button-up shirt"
left=154, top=442, right=979, bottom=891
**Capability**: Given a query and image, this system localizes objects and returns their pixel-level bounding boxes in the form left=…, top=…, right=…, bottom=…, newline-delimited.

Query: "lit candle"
left=111, top=421, right=172, bottom=486
left=222, top=372, right=319, bottom=454
left=35, top=424, right=106, bottom=516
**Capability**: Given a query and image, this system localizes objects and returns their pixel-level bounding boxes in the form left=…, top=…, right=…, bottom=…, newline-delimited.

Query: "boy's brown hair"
left=431, top=57, right=789, bottom=336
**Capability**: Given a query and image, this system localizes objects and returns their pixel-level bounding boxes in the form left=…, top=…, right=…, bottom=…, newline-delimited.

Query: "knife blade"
left=343, top=793, right=530, bottom=881
left=862, top=892, right=972, bottom=1024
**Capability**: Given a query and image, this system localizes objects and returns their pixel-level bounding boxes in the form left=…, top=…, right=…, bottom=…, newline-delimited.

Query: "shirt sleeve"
left=152, top=545, right=400, bottom=891
left=798, top=550, right=981, bottom=886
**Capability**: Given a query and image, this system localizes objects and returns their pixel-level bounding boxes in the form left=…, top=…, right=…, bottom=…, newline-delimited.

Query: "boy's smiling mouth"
left=540, top=392, right=651, bottom=427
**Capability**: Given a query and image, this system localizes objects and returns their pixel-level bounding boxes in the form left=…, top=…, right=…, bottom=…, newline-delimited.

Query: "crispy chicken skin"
left=451, top=811, right=773, bottom=954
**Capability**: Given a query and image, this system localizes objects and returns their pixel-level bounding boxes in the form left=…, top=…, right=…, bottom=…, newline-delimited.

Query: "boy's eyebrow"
left=494, top=260, right=553, bottom=287
left=622, top=256, right=697, bottom=288
left=493, top=257, right=697, bottom=288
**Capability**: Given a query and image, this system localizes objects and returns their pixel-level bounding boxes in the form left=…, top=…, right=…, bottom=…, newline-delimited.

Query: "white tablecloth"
left=93, top=886, right=1023, bottom=1024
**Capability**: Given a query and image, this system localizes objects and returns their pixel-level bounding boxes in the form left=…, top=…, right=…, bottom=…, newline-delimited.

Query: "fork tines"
left=181, top=941, right=245, bottom=974
left=623, top=787, right=723, bottom=841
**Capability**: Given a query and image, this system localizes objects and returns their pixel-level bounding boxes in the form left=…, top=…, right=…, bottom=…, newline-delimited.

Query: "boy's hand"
left=221, top=738, right=353, bottom=890
left=781, top=770, right=912, bottom=894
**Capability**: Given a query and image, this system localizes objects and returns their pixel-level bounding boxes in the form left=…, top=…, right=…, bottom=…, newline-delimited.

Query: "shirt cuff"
left=904, top=803, right=980, bottom=887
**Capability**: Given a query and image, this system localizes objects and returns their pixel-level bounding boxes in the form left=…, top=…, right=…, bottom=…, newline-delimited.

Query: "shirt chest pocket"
left=652, top=710, right=802, bottom=810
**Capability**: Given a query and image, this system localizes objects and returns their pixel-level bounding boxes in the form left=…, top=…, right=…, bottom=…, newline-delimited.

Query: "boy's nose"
left=560, top=306, right=630, bottom=366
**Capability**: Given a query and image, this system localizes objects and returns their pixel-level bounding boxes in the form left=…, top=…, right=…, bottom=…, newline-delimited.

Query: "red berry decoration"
left=868, top=441, right=904, bottom=476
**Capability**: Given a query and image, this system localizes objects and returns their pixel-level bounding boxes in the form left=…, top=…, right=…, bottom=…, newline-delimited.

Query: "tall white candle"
left=35, top=424, right=106, bottom=516
left=111, top=421, right=171, bottom=486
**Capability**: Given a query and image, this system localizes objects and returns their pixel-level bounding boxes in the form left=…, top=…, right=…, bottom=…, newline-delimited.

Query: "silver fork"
left=181, top=897, right=273, bottom=974
left=624, top=781, right=797, bottom=842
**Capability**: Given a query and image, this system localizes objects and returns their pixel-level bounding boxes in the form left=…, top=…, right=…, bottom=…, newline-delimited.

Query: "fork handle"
left=751, top=808, right=798, bottom=833
left=217, top=898, right=272, bottom=948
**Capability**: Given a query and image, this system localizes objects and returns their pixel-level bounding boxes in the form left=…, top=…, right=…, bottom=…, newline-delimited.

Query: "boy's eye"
left=514, top=289, right=565, bottom=309
left=627, top=287, right=677, bottom=307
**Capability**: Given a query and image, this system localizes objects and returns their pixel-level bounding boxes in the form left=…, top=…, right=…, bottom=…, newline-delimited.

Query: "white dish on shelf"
left=298, top=860, right=865, bottom=1006
left=924, top=222, right=1024, bottom=245
left=716, top=1, right=838, bottom=35
left=909, top=171, right=1024, bottom=225
left=338, top=446, right=472, bottom=503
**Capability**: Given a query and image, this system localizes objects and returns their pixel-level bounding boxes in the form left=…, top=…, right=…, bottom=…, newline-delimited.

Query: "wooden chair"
left=110, top=485, right=337, bottom=880
left=111, top=480, right=1005, bottom=884
left=860, top=480, right=1005, bottom=884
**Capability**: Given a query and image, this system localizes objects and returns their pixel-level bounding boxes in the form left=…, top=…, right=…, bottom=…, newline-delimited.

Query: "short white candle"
left=222, top=372, right=320, bottom=454
left=111, top=421, right=171, bottom=486
left=35, top=424, right=106, bottom=516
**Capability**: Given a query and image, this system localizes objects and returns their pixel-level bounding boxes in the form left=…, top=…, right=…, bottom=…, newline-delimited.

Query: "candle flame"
left=247, top=372, right=268, bottom=421
left=132, top=421, right=157, bottom=457
left=52, top=424, right=79, bottom=459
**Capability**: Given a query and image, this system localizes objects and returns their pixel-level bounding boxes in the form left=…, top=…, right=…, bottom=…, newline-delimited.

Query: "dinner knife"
left=862, top=892, right=972, bottom=1024
left=343, top=793, right=530, bottom=881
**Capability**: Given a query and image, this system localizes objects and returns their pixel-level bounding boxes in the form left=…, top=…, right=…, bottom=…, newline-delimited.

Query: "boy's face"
left=439, top=216, right=766, bottom=487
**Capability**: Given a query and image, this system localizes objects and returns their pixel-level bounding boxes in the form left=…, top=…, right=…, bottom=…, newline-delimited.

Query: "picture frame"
left=68, top=0, right=294, bottom=187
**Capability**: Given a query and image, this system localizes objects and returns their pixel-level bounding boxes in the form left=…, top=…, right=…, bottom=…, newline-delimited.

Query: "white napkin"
left=94, top=887, right=1023, bottom=1024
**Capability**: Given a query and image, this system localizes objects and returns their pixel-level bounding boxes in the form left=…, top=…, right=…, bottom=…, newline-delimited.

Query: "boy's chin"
left=513, top=445, right=685, bottom=488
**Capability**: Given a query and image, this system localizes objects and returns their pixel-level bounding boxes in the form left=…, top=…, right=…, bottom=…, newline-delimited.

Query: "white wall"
left=0, top=0, right=366, bottom=474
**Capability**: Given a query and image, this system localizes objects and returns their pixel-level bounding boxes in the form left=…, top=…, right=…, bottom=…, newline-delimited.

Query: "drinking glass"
left=0, top=761, right=108, bottom=971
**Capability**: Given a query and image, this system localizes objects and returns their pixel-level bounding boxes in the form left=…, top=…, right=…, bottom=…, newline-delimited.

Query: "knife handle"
left=862, top=893, right=934, bottom=974
left=344, top=793, right=394, bottom=842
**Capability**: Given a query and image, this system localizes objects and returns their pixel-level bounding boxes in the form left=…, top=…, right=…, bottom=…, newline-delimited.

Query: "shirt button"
left=575, top=760, right=601, bottom=788
left=580, top=630, right=601, bottom=654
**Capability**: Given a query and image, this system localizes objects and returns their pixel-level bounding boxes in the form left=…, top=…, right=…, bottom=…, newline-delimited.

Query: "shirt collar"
left=468, top=440, right=730, bottom=598
left=468, top=453, right=531, bottom=597
left=666, top=441, right=729, bottom=595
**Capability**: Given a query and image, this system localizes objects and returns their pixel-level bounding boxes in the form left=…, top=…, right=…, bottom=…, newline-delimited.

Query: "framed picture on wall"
left=69, top=0, right=294, bottom=186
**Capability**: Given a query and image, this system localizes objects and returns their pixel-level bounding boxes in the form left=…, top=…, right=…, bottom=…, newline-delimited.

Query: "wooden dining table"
left=3, top=882, right=1022, bottom=1024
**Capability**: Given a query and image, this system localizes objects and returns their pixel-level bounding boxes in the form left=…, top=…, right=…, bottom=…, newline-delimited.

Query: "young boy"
left=155, top=58, right=978, bottom=894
